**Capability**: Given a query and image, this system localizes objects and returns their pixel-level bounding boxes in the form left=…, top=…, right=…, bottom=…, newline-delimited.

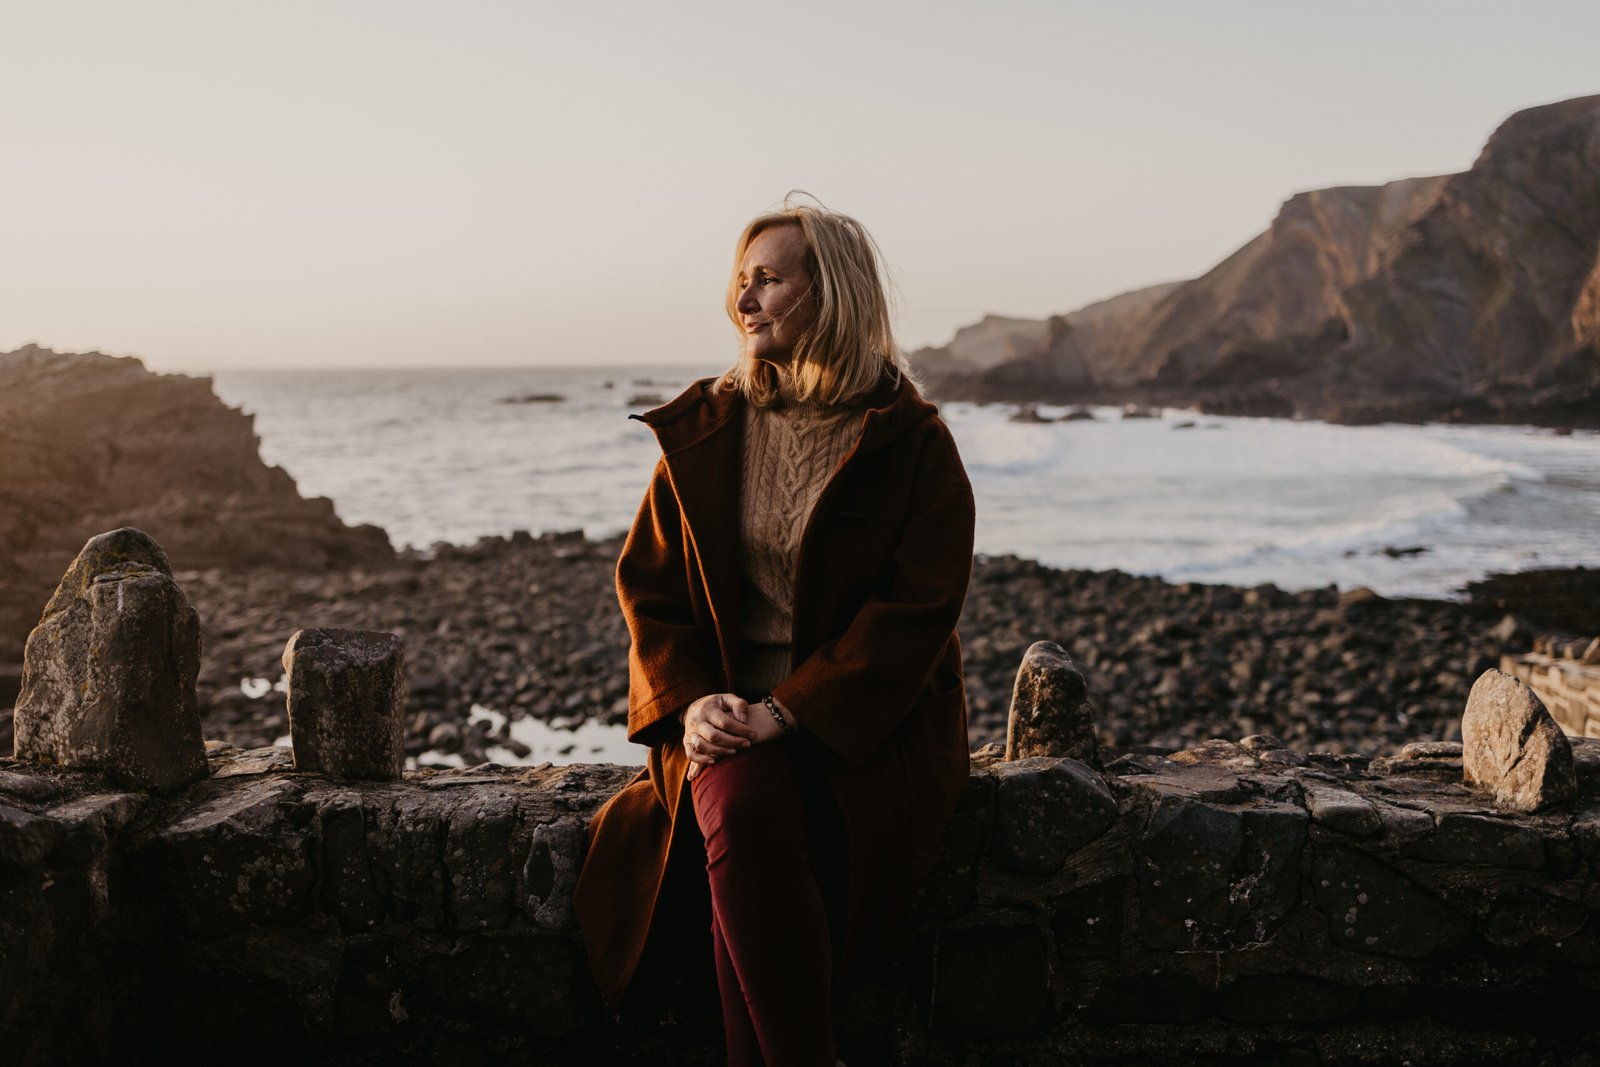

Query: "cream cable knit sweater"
left=734, top=387, right=864, bottom=699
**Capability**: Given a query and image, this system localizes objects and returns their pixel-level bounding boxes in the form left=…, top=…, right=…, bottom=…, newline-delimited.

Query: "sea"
left=210, top=364, right=1599, bottom=768
left=211, top=364, right=1600, bottom=601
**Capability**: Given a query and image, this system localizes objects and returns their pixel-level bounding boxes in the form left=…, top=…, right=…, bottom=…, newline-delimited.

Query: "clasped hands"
left=680, top=692, right=788, bottom=780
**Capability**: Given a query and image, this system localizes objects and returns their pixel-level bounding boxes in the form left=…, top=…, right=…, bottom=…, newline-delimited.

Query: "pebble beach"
left=182, top=529, right=1596, bottom=769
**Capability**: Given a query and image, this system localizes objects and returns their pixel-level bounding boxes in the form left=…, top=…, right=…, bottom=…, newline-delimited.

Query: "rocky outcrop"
left=910, top=284, right=1178, bottom=402
left=4, top=733, right=1599, bottom=1065
left=0, top=344, right=394, bottom=661
left=916, top=95, right=1600, bottom=425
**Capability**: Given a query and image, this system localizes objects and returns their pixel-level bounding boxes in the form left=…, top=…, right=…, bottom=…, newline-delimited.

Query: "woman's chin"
left=748, top=349, right=794, bottom=368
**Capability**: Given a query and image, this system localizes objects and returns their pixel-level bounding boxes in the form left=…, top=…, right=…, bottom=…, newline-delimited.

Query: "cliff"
left=0, top=345, right=394, bottom=659
left=918, top=95, right=1600, bottom=425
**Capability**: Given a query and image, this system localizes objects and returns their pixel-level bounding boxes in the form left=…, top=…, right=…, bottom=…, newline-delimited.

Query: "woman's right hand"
left=681, top=693, right=757, bottom=779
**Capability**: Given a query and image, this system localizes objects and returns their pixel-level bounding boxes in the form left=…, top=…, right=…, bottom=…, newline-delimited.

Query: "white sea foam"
left=212, top=366, right=1600, bottom=600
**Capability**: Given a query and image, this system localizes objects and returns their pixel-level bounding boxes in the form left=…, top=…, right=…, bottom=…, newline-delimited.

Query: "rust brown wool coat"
left=574, top=366, right=976, bottom=1008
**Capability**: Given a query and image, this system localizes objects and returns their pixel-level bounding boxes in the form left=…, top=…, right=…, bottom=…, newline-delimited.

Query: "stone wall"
left=5, top=737, right=1600, bottom=1065
left=1504, top=646, right=1600, bottom=739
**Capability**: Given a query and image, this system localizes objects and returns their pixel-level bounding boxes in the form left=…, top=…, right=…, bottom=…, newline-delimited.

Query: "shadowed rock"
left=13, top=528, right=206, bottom=792
left=0, top=346, right=396, bottom=664
left=523, top=816, right=585, bottom=931
left=283, top=628, right=406, bottom=780
left=1004, top=640, right=1100, bottom=766
left=991, top=756, right=1117, bottom=874
left=1303, top=782, right=1381, bottom=837
left=1462, top=668, right=1577, bottom=813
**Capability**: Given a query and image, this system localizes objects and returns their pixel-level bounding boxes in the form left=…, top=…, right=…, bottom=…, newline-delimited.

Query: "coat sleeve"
left=770, top=428, right=975, bottom=767
left=616, top=456, right=721, bottom=749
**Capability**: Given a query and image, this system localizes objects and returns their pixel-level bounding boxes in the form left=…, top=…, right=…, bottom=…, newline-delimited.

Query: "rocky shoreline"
left=129, top=530, right=1590, bottom=769
left=5, top=347, right=1593, bottom=773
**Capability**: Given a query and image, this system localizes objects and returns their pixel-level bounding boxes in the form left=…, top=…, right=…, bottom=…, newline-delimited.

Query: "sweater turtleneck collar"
left=762, top=366, right=862, bottom=420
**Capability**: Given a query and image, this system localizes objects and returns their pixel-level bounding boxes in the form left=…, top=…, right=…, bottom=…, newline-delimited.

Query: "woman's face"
left=735, top=223, right=817, bottom=364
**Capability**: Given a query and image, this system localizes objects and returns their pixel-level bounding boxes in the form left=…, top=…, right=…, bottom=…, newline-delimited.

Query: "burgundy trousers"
left=690, top=739, right=846, bottom=1067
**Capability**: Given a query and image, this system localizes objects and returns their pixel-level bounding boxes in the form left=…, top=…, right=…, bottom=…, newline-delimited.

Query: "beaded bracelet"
left=762, top=694, right=796, bottom=735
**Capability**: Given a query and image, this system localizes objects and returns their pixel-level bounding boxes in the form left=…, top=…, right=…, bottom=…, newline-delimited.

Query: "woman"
left=574, top=197, right=975, bottom=1065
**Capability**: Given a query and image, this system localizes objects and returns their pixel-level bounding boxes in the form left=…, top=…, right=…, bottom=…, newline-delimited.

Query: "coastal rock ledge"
left=4, top=738, right=1600, bottom=1065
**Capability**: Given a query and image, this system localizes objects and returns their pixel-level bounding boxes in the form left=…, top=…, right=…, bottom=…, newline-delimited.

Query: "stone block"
left=444, top=790, right=520, bottom=931
left=416, top=930, right=592, bottom=1036
left=1368, top=797, right=1436, bottom=844
left=1398, top=741, right=1463, bottom=760
left=14, top=528, right=206, bottom=792
left=0, top=801, right=62, bottom=866
left=1051, top=876, right=1127, bottom=958
left=1462, top=668, right=1578, bottom=812
left=1481, top=890, right=1589, bottom=951
left=1311, top=845, right=1465, bottom=957
left=139, top=778, right=315, bottom=932
left=317, top=793, right=384, bottom=932
left=1136, top=796, right=1306, bottom=950
left=1003, top=640, right=1099, bottom=766
left=333, top=935, right=405, bottom=1036
left=1400, top=811, right=1546, bottom=869
left=0, top=769, right=62, bottom=802
left=1303, top=782, right=1381, bottom=837
left=370, top=792, right=449, bottom=925
left=932, top=924, right=1052, bottom=1036
left=283, top=628, right=406, bottom=781
left=43, top=792, right=143, bottom=866
left=523, top=816, right=585, bottom=931
left=1220, top=975, right=1357, bottom=1024
left=991, top=756, right=1116, bottom=874
left=1082, top=971, right=1212, bottom=1025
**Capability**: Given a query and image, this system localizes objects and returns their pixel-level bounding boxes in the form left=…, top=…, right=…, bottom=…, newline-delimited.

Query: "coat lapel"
left=633, top=381, right=746, bottom=690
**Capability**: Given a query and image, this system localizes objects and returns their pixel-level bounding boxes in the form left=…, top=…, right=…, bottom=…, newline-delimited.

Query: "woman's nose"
left=735, top=284, right=759, bottom=312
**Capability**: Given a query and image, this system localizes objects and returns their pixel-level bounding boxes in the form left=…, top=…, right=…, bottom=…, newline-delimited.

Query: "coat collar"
left=628, top=362, right=939, bottom=459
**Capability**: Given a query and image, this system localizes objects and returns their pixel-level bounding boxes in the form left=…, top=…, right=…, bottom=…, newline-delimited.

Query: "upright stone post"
left=13, top=527, right=207, bottom=792
left=283, top=628, right=406, bottom=780
left=1004, top=640, right=1101, bottom=767
left=1462, top=668, right=1577, bottom=813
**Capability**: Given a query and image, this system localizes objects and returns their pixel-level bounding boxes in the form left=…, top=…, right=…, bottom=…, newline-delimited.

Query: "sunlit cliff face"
left=734, top=223, right=817, bottom=365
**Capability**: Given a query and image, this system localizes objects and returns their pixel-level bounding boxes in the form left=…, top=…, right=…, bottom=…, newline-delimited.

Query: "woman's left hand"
left=682, top=692, right=755, bottom=780
left=683, top=694, right=794, bottom=780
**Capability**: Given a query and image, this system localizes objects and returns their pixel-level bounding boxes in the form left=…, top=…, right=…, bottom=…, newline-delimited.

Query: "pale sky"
left=3, top=0, right=1597, bottom=373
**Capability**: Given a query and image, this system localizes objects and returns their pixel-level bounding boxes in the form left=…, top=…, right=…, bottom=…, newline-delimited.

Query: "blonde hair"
left=720, top=193, right=916, bottom=407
